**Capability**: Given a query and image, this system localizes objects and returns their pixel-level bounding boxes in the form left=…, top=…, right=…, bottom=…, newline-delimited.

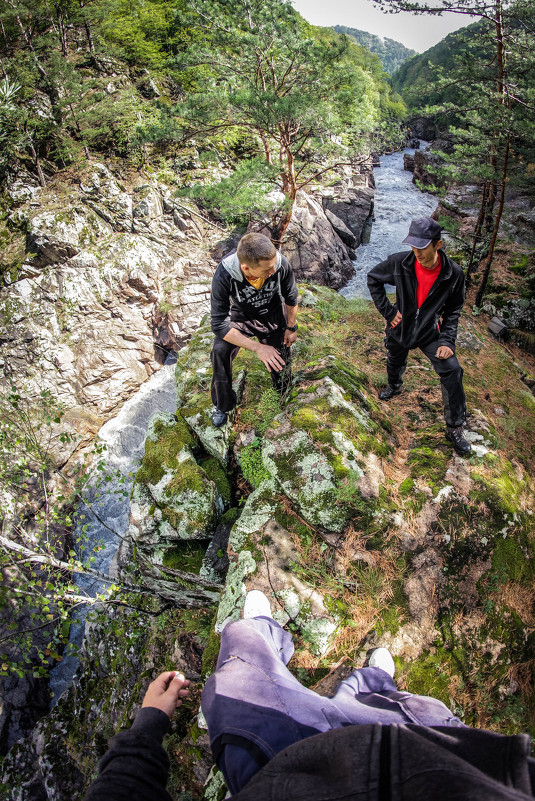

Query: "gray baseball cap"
left=402, top=217, right=442, bottom=248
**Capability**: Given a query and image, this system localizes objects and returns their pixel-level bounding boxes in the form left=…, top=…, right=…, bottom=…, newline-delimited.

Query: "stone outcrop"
left=281, top=171, right=374, bottom=290
left=1, top=162, right=217, bottom=443
left=404, top=147, right=447, bottom=190
left=281, top=192, right=355, bottom=289
left=322, top=181, right=374, bottom=252
left=4, top=285, right=535, bottom=799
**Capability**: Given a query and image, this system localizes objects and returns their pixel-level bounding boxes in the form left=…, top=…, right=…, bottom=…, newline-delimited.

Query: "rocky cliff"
left=0, top=157, right=375, bottom=759
left=5, top=284, right=534, bottom=800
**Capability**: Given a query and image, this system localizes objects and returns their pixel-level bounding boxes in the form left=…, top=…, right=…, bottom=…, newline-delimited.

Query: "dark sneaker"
left=211, top=407, right=228, bottom=428
left=446, top=426, right=472, bottom=456
left=379, top=385, right=402, bottom=401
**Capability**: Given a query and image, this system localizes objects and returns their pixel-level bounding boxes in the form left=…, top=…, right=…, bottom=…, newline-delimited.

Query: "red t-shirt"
left=415, top=254, right=441, bottom=308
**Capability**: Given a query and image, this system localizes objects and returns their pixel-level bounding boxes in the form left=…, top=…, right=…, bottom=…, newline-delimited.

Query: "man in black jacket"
left=210, top=232, right=298, bottom=427
left=367, top=217, right=471, bottom=456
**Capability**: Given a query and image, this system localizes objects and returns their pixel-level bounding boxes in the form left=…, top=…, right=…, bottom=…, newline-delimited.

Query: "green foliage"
left=199, top=457, right=231, bottom=505
left=240, top=439, right=271, bottom=489
left=182, top=158, right=281, bottom=225
left=333, top=25, right=416, bottom=75
left=0, top=381, right=120, bottom=678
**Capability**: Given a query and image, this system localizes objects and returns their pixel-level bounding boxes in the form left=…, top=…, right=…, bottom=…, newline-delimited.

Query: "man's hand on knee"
left=436, top=345, right=454, bottom=359
left=255, top=344, right=286, bottom=372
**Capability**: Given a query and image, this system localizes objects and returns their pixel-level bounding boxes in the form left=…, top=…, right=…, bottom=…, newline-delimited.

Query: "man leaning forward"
left=210, top=233, right=298, bottom=427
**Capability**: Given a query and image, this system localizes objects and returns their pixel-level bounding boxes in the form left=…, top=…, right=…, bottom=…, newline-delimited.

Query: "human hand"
left=436, top=345, right=453, bottom=359
left=284, top=329, right=298, bottom=347
left=255, top=344, right=286, bottom=372
left=390, top=311, right=402, bottom=328
left=142, top=671, right=191, bottom=719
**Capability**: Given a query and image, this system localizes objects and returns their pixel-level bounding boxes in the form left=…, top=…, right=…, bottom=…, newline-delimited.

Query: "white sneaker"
left=368, top=647, right=395, bottom=678
left=243, top=590, right=272, bottom=619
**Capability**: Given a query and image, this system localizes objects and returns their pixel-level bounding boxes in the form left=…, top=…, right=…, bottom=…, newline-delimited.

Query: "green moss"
left=162, top=541, right=207, bottom=574
left=135, top=416, right=195, bottom=486
left=220, top=507, right=240, bottom=527
left=200, top=457, right=231, bottom=504
left=408, top=435, right=449, bottom=492
left=166, top=458, right=207, bottom=496
left=470, top=465, right=531, bottom=518
left=399, top=477, right=415, bottom=496
left=490, top=536, right=535, bottom=586
left=400, top=648, right=462, bottom=710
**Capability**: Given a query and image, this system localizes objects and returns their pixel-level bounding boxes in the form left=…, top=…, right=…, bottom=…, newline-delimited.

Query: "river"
left=341, top=144, right=438, bottom=300
left=49, top=359, right=177, bottom=703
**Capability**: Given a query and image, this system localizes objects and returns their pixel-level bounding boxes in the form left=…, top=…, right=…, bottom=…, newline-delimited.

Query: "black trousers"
left=386, top=337, right=466, bottom=428
left=211, top=320, right=292, bottom=413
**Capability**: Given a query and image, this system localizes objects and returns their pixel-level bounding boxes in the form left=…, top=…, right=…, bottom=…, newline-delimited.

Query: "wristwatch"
left=286, top=323, right=298, bottom=332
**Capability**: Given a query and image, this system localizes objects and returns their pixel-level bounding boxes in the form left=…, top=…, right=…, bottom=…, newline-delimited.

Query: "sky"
left=290, top=0, right=475, bottom=52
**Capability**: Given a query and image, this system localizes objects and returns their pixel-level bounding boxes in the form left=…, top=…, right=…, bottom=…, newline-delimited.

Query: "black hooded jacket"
left=83, top=709, right=535, bottom=801
left=366, top=249, right=465, bottom=351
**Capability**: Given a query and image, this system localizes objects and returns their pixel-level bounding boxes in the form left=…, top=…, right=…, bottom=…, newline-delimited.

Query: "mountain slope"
left=333, top=25, right=416, bottom=74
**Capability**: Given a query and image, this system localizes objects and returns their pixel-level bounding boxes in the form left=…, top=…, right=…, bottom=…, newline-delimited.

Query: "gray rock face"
left=28, top=207, right=112, bottom=265
left=322, top=182, right=374, bottom=251
left=281, top=192, right=355, bottom=289
left=411, top=149, right=447, bottom=189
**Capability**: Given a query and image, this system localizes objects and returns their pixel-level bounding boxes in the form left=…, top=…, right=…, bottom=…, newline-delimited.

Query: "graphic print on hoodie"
left=210, top=251, right=298, bottom=339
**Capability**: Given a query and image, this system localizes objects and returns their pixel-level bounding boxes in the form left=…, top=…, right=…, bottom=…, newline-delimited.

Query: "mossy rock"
left=262, top=422, right=348, bottom=532
left=133, top=448, right=221, bottom=545
left=135, top=412, right=196, bottom=487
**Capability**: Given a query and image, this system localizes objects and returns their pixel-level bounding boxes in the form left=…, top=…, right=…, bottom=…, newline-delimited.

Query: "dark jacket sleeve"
left=84, top=707, right=172, bottom=801
left=211, top=264, right=232, bottom=339
left=367, top=257, right=398, bottom=324
left=438, top=266, right=465, bottom=350
left=279, top=257, right=298, bottom=306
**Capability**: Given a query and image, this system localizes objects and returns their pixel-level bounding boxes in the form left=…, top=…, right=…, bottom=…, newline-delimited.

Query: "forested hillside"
left=0, top=0, right=405, bottom=264
left=389, top=0, right=535, bottom=307
left=333, top=24, right=416, bottom=74
left=391, top=20, right=486, bottom=107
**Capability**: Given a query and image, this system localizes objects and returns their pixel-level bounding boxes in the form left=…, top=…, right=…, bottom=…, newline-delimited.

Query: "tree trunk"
left=69, top=102, right=91, bottom=160
left=466, top=180, right=490, bottom=287
left=79, top=0, right=95, bottom=53
left=475, top=136, right=510, bottom=308
left=27, top=138, right=46, bottom=187
left=271, top=140, right=296, bottom=244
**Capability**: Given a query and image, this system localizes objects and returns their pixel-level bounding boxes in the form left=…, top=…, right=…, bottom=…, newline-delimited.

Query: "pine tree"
left=171, top=0, right=403, bottom=242
left=373, top=0, right=535, bottom=306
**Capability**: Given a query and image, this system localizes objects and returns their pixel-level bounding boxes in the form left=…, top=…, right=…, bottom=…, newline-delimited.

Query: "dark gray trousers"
left=386, top=337, right=466, bottom=427
left=211, top=321, right=291, bottom=412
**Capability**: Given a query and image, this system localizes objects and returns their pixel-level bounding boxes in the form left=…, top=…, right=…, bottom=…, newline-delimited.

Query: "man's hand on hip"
left=256, top=344, right=286, bottom=372
left=284, top=329, right=298, bottom=347
left=436, top=345, right=454, bottom=359
left=390, top=311, right=402, bottom=328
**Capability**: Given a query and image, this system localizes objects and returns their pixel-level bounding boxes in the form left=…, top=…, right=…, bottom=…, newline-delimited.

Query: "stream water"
left=341, top=144, right=438, bottom=300
left=49, top=360, right=177, bottom=703
left=49, top=144, right=436, bottom=703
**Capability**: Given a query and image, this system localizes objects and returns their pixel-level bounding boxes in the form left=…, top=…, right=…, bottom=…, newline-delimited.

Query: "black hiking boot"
left=211, top=407, right=228, bottom=428
left=446, top=425, right=472, bottom=456
left=379, top=384, right=402, bottom=401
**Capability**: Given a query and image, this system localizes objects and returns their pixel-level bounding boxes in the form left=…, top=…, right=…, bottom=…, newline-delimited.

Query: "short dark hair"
left=237, top=233, right=276, bottom=266
left=431, top=238, right=442, bottom=246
